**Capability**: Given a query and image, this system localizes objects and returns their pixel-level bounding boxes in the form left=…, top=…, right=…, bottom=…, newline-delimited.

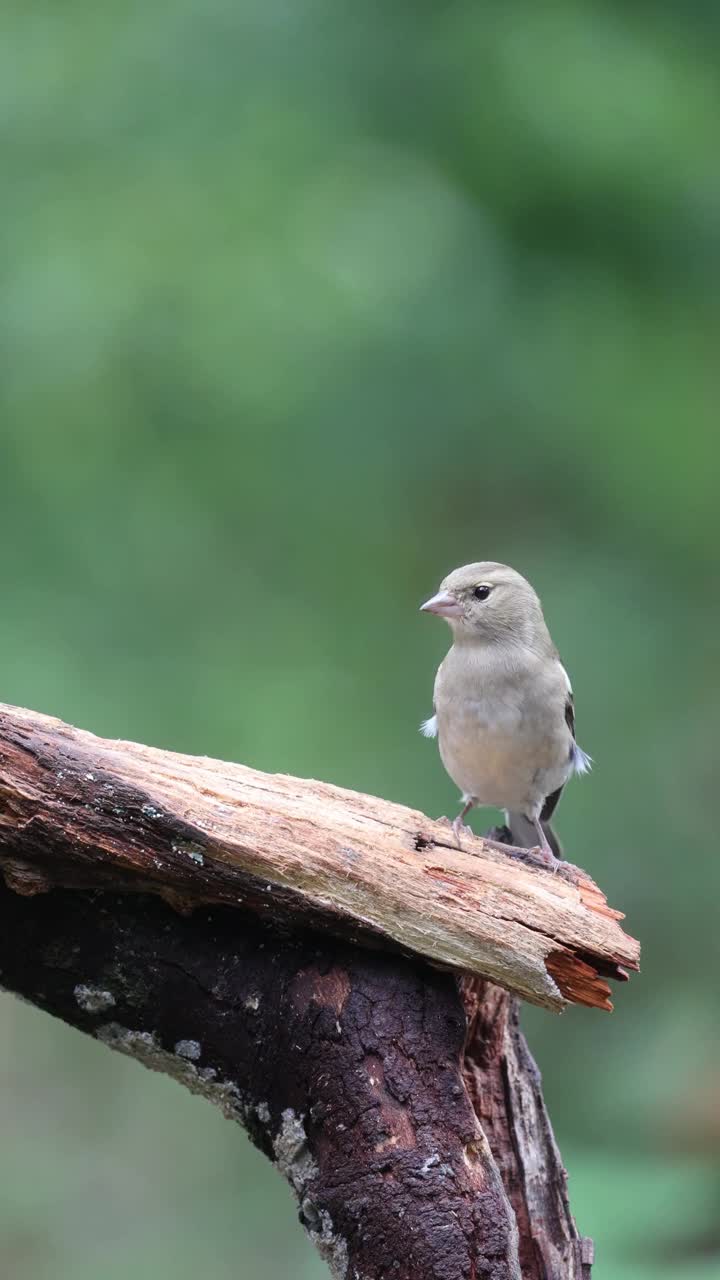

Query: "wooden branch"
left=0, top=703, right=629, bottom=1277
left=461, top=979, right=594, bottom=1278
left=0, top=884, right=593, bottom=1279
left=0, top=704, right=638, bottom=1011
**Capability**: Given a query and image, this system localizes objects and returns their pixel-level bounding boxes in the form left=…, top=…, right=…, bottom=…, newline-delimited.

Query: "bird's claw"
left=451, top=816, right=473, bottom=848
left=534, top=845, right=561, bottom=873
left=480, top=837, right=560, bottom=873
left=443, top=822, right=560, bottom=870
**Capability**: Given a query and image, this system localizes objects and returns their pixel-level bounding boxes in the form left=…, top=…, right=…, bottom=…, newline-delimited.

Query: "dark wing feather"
left=540, top=784, right=563, bottom=823
left=540, top=692, right=577, bottom=825
left=564, top=691, right=576, bottom=739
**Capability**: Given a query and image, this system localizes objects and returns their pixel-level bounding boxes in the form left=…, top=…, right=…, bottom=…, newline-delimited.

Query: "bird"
left=419, top=561, right=591, bottom=862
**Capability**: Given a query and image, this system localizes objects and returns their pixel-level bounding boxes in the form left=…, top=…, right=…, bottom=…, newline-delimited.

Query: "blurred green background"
left=1, top=0, right=718, bottom=1276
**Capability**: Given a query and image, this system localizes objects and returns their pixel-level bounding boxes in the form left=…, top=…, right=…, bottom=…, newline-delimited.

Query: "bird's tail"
left=506, top=812, right=563, bottom=859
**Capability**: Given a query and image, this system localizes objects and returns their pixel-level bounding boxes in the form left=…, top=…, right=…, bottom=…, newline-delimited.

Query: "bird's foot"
left=532, top=844, right=561, bottom=873
left=480, top=837, right=560, bottom=873
left=451, top=814, right=473, bottom=848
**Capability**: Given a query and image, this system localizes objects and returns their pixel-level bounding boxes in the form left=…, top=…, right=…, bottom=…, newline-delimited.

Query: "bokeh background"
left=1, top=1, right=719, bottom=1276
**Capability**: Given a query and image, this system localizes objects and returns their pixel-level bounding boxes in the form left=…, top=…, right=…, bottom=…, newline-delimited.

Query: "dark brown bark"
left=461, top=980, right=593, bottom=1279
left=0, top=882, right=591, bottom=1279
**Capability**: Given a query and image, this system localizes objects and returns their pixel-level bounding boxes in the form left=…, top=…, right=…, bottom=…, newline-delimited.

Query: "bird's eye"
left=473, top=585, right=491, bottom=601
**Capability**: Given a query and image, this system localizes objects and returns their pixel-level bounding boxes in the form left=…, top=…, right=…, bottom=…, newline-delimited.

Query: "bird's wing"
left=540, top=785, right=564, bottom=824
left=561, top=666, right=592, bottom=776
left=564, top=686, right=577, bottom=738
left=541, top=667, right=592, bottom=823
left=420, top=658, right=447, bottom=738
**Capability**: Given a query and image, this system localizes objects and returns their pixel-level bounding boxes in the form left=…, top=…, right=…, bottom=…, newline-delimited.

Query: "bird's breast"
left=436, top=693, right=570, bottom=809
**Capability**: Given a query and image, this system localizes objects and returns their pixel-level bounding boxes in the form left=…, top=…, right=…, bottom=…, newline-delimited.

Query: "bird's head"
left=420, top=561, right=546, bottom=647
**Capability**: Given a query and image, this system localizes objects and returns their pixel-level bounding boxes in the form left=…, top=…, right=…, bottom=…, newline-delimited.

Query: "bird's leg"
left=479, top=834, right=560, bottom=871
left=452, top=797, right=475, bottom=847
left=478, top=818, right=560, bottom=871
left=531, top=818, right=560, bottom=870
left=449, top=807, right=559, bottom=872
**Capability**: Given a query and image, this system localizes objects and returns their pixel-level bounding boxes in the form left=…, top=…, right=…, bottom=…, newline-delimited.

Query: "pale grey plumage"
left=420, top=561, right=590, bottom=858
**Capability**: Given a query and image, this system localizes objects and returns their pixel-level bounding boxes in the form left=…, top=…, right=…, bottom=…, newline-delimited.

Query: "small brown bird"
left=420, top=561, right=590, bottom=860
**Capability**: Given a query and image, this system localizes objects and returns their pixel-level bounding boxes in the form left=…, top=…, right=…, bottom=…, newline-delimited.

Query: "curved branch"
left=0, top=883, right=592, bottom=1279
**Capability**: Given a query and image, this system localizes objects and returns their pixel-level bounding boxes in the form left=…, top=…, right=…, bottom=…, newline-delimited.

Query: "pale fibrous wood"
left=0, top=703, right=638, bottom=1011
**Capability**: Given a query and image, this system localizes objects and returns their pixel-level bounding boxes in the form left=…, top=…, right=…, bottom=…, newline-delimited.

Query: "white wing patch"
left=420, top=715, right=438, bottom=739
left=572, top=744, right=593, bottom=775
left=561, top=664, right=592, bottom=775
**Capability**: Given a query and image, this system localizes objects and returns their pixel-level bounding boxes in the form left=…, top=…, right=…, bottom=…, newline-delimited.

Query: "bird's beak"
left=419, top=590, right=462, bottom=619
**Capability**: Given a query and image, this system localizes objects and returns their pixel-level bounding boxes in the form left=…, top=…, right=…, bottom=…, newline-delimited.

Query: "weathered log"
left=0, top=703, right=637, bottom=1277
left=0, top=884, right=593, bottom=1279
left=0, top=704, right=638, bottom=1011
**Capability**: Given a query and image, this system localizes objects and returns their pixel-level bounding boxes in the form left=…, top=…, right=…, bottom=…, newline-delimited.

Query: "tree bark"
left=0, top=884, right=592, bottom=1279
left=0, top=703, right=634, bottom=1277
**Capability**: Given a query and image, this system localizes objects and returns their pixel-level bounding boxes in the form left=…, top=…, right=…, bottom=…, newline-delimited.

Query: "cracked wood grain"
left=0, top=704, right=638, bottom=1011
left=461, top=979, right=592, bottom=1279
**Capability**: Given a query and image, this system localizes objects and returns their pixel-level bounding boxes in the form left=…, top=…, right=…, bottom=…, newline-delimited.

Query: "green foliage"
left=0, top=1, right=718, bottom=1275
